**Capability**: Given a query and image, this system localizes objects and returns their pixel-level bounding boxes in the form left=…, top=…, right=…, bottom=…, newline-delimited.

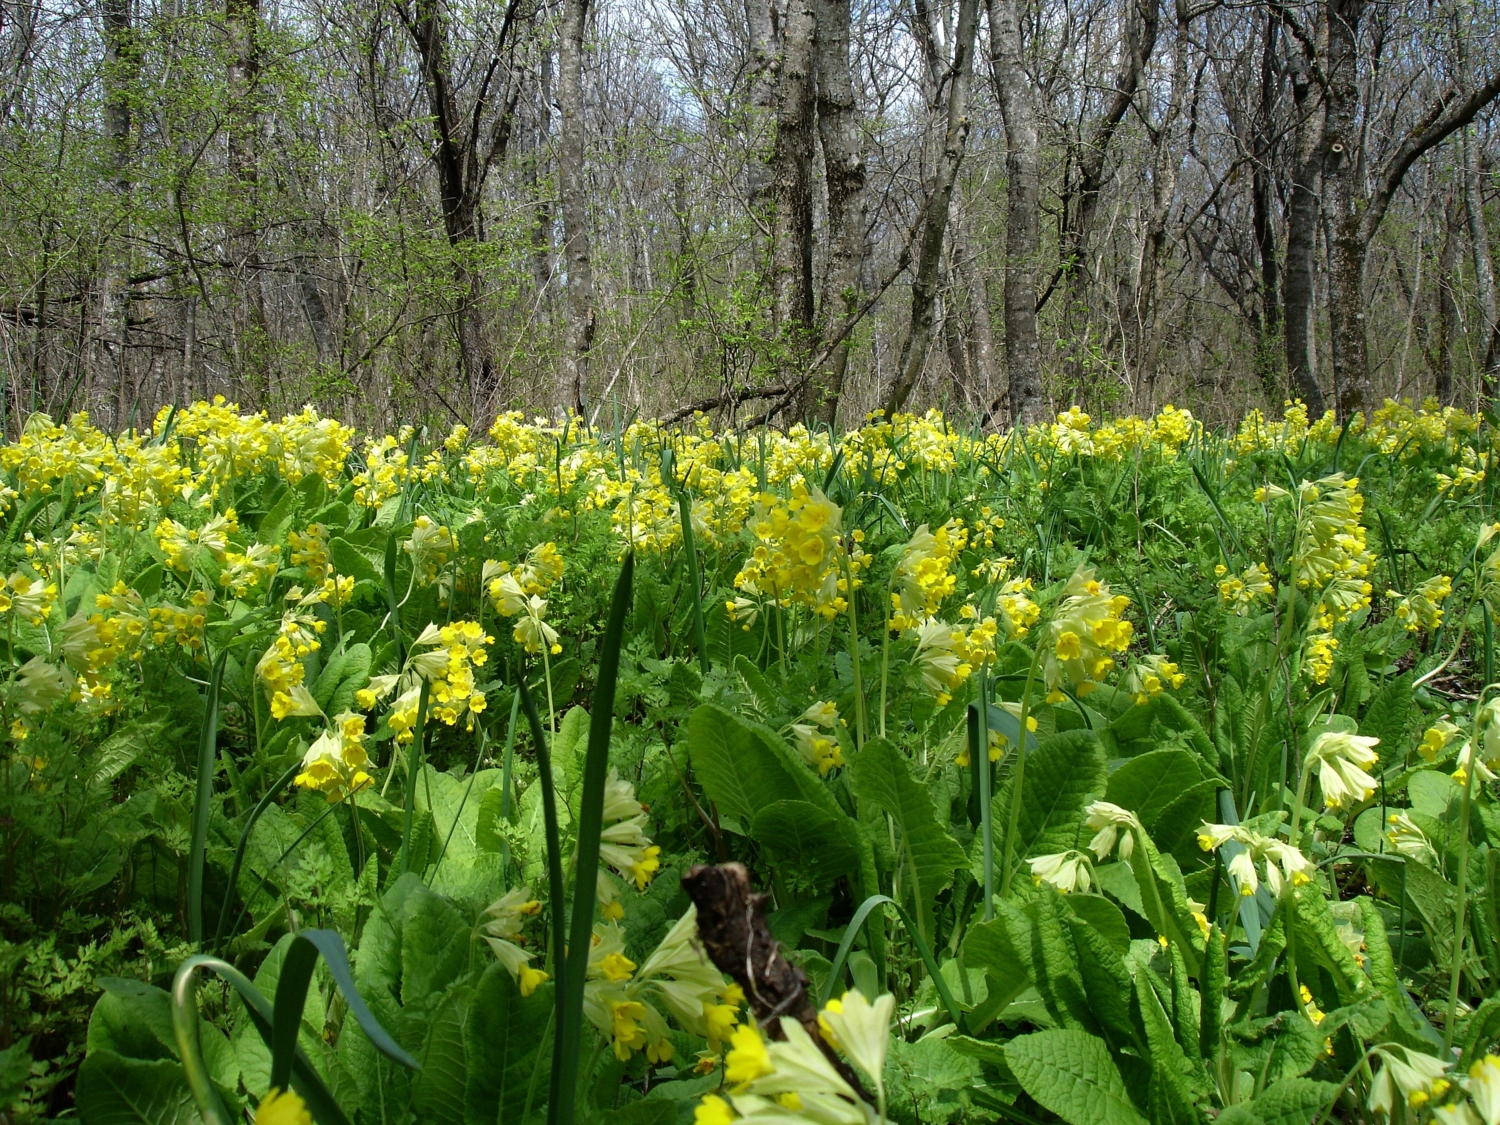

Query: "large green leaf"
left=852, top=738, right=967, bottom=938
left=751, top=801, right=861, bottom=882
left=411, top=984, right=472, bottom=1125
left=312, top=642, right=372, bottom=716
left=76, top=1053, right=200, bottom=1125
left=1250, top=1078, right=1339, bottom=1125
left=1027, top=892, right=1095, bottom=1035
left=87, top=979, right=237, bottom=1091
left=1104, top=750, right=1203, bottom=827
left=400, top=886, right=473, bottom=1010
left=1004, top=1029, right=1149, bottom=1125
left=686, top=703, right=802, bottom=828
left=463, top=964, right=552, bottom=1125
left=1062, top=895, right=1131, bottom=957
left=963, top=900, right=1033, bottom=1012
left=1360, top=674, right=1413, bottom=768
left=993, top=730, right=1106, bottom=863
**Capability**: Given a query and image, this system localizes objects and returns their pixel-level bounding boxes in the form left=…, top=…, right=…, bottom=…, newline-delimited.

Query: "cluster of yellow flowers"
left=889, top=520, right=967, bottom=630
left=294, top=712, right=374, bottom=802
left=1043, top=568, right=1134, bottom=701
left=255, top=608, right=326, bottom=719
left=352, top=619, right=495, bottom=743
left=1216, top=562, right=1275, bottom=614
left=486, top=542, right=566, bottom=655
left=787, top=700, right=843, bottom=776
left=480, top=885, right=549, bottom=996
left=1124, top=654, right=1186, bottom=706
left=580, top=907, right=745, bottom=1069
left=0, top=570, right=56, bottom=625
left=734, top=483, right=863, bottom=620
left=353, top=433, right=409, bottom=509
left=1389, top=574, right=1452, bottom=633
left=697, top=986, right=893, bottom=1125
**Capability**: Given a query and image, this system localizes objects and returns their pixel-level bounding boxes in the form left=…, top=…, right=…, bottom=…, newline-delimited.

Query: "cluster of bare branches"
left=0, top=0, right=1494, bottom=431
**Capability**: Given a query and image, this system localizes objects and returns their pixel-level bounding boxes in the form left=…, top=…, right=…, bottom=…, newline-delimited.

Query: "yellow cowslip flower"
left=1420, top=720, right=1462, bottom=762
left=1030, top=850, right=1092, bottom=893
left=695, top=1094, right=734, bottom=1125
left=890, top=520, right=968, bottom=630
left=1299, top=984, right=1325, bottom=1025
left=1218, top=562, right=1275, bottom=614
left=1368, top=1045, right=1451, bottom=1117
left=287, top=524, right=331, bottom=583
left=1043, top=567, right=1133, bottom=700
left=1196, top=822, right=1315, bottom=897
left=403, top=515, right=454, bottom=586
left=733, top=482, right=855, bottom=620
left=0, top=572, right=57, bottom=625
left=910, top=620, right=974, bottom=706
left=353, top=435, right=408, bottom=508
left=1385, top=812, right=1437, bottom=865
left=1468, top=1055, right=1500, bottom=1123
left=1305, top=730, right=1379, bottom=811
left=599, top=952, right=636, bottom=982
left=1390, top=574, right=1452, bottom=633
left=1124, top=654, right=1185, bottom=706
left=257, top=1087, right=313, bottom=1125
left=294, top=712, right=374, bottom=802
left=725, top=1024, right=774, bottom=1087
left=1304, top=633, right=1338, bottom=684
left=607, top=999, right=649, bottom=1061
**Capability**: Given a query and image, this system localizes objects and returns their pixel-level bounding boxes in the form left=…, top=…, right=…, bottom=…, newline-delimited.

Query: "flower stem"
left=1444, top=686, right=1486, bottom=1052
left=999, top=644, right=1043, bottom=898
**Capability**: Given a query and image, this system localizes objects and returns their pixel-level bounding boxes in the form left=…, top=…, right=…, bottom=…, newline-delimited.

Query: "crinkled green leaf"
left=1004, top=1029, right=1149, bottom=1125
left=853, top=738, right=967, bottom=938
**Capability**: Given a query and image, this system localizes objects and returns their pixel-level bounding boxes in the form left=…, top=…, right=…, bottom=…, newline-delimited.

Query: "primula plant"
left=0, top=397, right=1499, bottom=1125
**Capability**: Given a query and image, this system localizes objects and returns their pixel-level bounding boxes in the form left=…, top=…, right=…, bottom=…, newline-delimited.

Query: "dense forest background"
left=0, top=0, right=1497, bottom=432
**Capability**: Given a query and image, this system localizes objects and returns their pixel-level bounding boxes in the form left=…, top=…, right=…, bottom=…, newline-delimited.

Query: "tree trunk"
left=1055, top=0, right=1159, bottom=393
left=1129, top=0, right=1189, bottom=399
left=532, top=44, right=554, bottom=308
left=1252, top=12, right=1283, bottom=405
left=1434, top=191, right=1459, bottom=406
left=1282, top=47, right=1326, bottom=415
left=226, top=0, right=268, bottom=400
left=769, top=0, right=817, bottom=389
left=559, top=0, right=594, bottom=415
left=808, top=0, right=865, bottom=425
left=949, top=198, right=996, bottom=412
left=1321, top=0, right=1370, bottom=419
left=1464, top=128, right=1500, bottom=395
left=96, top=0, right=133, bottom=425
left=986, top=0, right=1043, bottom=424
left=403, top=0, right=501, bottom=414
left=880, top=0, right=978, bottom=416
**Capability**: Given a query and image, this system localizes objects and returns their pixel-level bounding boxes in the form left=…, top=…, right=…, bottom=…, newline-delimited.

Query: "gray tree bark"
left=985, top=0, right=1043, bottom=423
left=808, top=0, right=866, bottom=425
left=880, top=0, right=978, bottom=417
left=1464, top=128, right=1500, bottom=393
left=559, top=0, right=594, bottom=415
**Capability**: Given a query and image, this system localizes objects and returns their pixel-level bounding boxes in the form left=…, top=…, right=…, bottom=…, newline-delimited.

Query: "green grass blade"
left=269, top=936, right=321, bottom=1091
left=399, top=677, right=432, bottom=875
left=499, top=690, right=522, bottom=880
left=519, top=672, right=569, bottom=1119
left=170, top=961, right=236, bottom=1125
left=214, top=759, right=301, bottom=951
left=174, top=954, right=356, bottom=1125
left=822, top=893, right=966, bottom=1032
left=188, top=649, right=228, bottom=946
left=676, top=491, right=710, bottom=673
left=555, top=551, right=634, bottom=1125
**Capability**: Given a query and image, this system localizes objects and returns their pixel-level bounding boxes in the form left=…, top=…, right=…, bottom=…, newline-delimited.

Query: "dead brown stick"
left=681, top=862, right=873, bottom=1101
